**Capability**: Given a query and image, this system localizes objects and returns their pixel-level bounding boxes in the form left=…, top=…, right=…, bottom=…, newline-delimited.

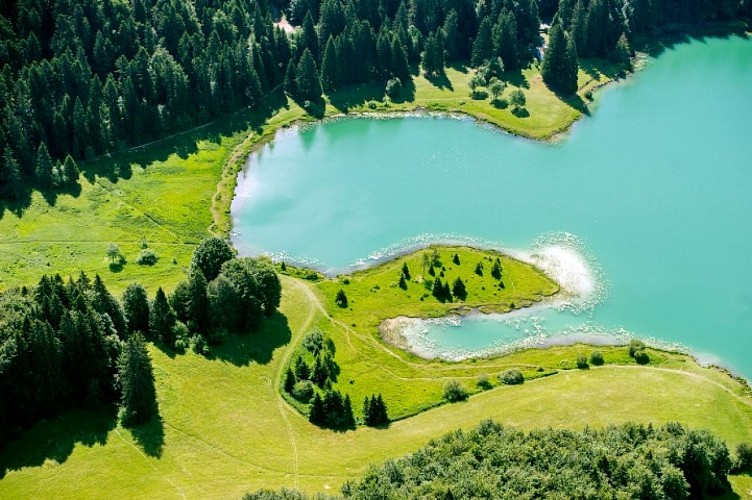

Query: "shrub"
left=302, top=329, right=324, bottom=355
left=385, top=77, right=402, bottom=99
left=171, top=321, right=190, bottom=348
left=576, top=355, right=589, bottom=369
left=476, top=374, right=492, bottom=390
left=470, top=89, right=488, bottom=100
left=735, top=443, right=752, bottom=472
left=367, top=100, right=378, bottom=109
left=292, top=380, right=315, bottom=402
left=499, top=368, right=524, bottom=385
left=628, top=339, right=646, bottom=357
left=443, top=380, right=469, bottom=402
left=136, top=248, right=159, bottom=266
left=634, top=350, right=650, bottom=365
left=189, top=333, right=208, bottom=354
left=335, top=289, right=348, bottom=308
left=590, top=351, right=605, bottom=366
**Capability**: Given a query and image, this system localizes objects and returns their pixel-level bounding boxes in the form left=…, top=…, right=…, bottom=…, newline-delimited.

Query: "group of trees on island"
left=3, top=0, right=750, bottom=201
left=0, top=236, right=281, bottom=447
left=246, top=419, right=752, bottom=499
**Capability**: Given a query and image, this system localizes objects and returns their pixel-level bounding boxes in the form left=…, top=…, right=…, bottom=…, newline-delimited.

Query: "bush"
left=292, top=380, right=315, bottom=402
left=136, top=248, right=159, bottom=266
left=576, top=355, right=589, bottom=369
left=476, top=374, right=492, bottom=390
left=443, top=380, right=469, bottom=402
left=171, top=321, right=190, bottom=348
left=590, top=351, right=605, bottom=366
left=634, top=350, right=650, bottom=365
left=469, top=89, right=488, bottom=100
left=189, top=334, right=208, bottom=354
left=302, top=329, right=324, bottom=355
left=499, top=368, right=524, bottom=385
left=735, top=443, right=752, bottom=472
left=385, top=77, right=402, bottom=99
left=367, top=100, right=378, bottom=109
left=628, top=339, right=646, bottom=357
left=491, top=98, right=508, bottom=109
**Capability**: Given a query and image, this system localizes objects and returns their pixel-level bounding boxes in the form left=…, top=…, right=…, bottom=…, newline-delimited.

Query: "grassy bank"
left=1, top=276, right=750, bottom=499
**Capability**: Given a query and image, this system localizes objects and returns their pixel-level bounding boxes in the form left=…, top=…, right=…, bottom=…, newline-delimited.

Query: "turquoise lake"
left=232, top=35, right=752, bottom=377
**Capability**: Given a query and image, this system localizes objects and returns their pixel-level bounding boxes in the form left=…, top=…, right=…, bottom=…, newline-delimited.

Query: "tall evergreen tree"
left=149, top=287, right=176, bottom=344
left=472, top=18, right=495, bottom=66
left=320, top=36, right=339, bottom=93
left=295, top=49, right=322, bottom=102
left=541, top=24, right=579, bottom=95
left=118, top=333, right=158, bottom=426
left=122, top=283, right=150, bottom=336
left=35, top=143, right=53, bottom=188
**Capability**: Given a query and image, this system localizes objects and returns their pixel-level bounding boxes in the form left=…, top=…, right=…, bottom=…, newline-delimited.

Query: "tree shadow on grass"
left=388, top=78, right=417, bottom=104
left=0, top=405, right=117, bottom=479
left=328, top=82, right=387, bottom=112
left=209, top=310, right=292, bottom=367
left=425, top=70, right=453, bottom=91
left=504, top=68, right=530, bottom=89
left=126, top=413, right=165, bottom=458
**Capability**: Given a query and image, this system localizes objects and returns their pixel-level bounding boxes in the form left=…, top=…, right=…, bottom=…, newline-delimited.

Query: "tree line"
left=245, top=420, right=752, bottom=499
left=0, top=236, right=281, bottom=447
left=2, top=0, right=750, bottom=201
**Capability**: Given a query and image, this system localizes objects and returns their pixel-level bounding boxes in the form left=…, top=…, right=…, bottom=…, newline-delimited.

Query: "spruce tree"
left=541, top=24, right=579, bottom=95
left=284, top=367, right=296, bottom=393
left=295, top=49, right=322, bottom=102
left=309, top=392, right=325, bottom=424
left=398, top=274, right=407, bottom=290
left=187, top=268, right=209, bottom=333
left=452, top=277, right=467, bottom=300
left=401, top=262, right=411, bottom=280
left=320, top=36, right=339, bottom=93
left=62, top=155, right=80, bottom=186
left=149, top=287, right=176, bottom=343
left=122, top=283, right=150, bottom=335
left=284, top=58, right=297, bottom=96
left=35, top=143, right=53, bottom=188
left=472, top=18, right=495, bottom=66
left=443, top=282, right=452, bottom=302
left=118, top=333, right=158, bottom=426
left=433, top=277, right=444, bottom=300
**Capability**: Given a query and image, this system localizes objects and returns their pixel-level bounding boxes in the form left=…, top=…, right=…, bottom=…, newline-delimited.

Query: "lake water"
left=232, top=35, right=752, bottom=376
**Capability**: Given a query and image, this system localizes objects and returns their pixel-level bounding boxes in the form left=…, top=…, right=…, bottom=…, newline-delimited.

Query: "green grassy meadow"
left=1, top=276, right=751, bottom=499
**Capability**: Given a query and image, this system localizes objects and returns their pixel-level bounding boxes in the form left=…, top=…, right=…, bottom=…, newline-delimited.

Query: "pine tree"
left=452, top=277, right=467, bottom=300
left=433, top=277, right=444, bottom=300
left=343, top=394, right=355, bottom=429
left=122, top=282, right=150, bottom=335
left=2, top=147, right=23, bottom=200
left=118, top=333, right=158, bottom=426
left=35, top=143, right=53, bottom=188
left=309, top=392, right=325, bottom=424
left=284, top=367, right=296, bottom=393
left=62, top=155, right=80, bottom=186
left=401, top=262, right=411, bottom=280
left=312, top=355, right=328, bottom=386
left=422, top=31, right=445, bottom=76
left=295, top=49, right=322, bottom=102
left=475, top=262, right=484, bottom=276
left=472, top=18, right=494, bottom=66
left=149, top=287, right=176, bottom=343
left=491, top=259, right=502, bottom=279
left=335, top=289, right=348, bottom=308
left=295, top=356, right=311, bottom=380
left=398, top=274, right=407, bottom=290
left=443, top=281, right=452, bottom=302
left=541, top=24, right=579, bottom=95
left=390, top=37, right=411, bottom=82
left=187, top=268, right=209, bottom=333
left=496, top=12, right=518, bottom=70
left=320, top=36, right=339, bottom=93
left=452, top=253, right=460, bottom=265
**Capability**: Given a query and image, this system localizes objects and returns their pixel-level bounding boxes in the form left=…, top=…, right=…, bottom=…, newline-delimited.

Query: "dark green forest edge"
left=247, top=420, right=752, bottom=499
left=0, top=0, right=751, bottom=497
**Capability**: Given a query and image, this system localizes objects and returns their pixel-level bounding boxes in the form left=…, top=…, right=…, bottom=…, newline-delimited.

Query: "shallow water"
left=232, top=35, right=752, bottom=376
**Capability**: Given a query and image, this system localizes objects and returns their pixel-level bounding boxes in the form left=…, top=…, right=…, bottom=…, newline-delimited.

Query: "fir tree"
left=452, top=253, right=460, bottom=265
left=122, top=282, right=150, bottom=335
left=295, top=356, right=311, bottom=380
left=295, top=49, right=322, bottom=102
left=335, top=289, right=348, bottom=308
left=118, top=333, right=158, bottom=426
left=62, top=155, right=80, bottom=186
left=491, top=259, right=503, bottom=280
left=433, top=277, right=444, bottom=300
left=541, top=24, right=579, bottom=95
left=398, top=274, right=407, bottom=290
left=401, top=262, right=411, bottom=280
left=320, top=36, right=339, bottom=93
left=309, top=392, right=325, bottom=424
left=149, top=287, right=176, bottom=343
left=35, top=143, right=53, bottom=188
left=284, top=367, right=296, bottom=393
left=452, top=277, right=467, bottom=300
left=475, top=262, right=484, bottom=276
left=284, top=58, right=297, bottom=96
left=472, top=18, right=495, bottom=66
